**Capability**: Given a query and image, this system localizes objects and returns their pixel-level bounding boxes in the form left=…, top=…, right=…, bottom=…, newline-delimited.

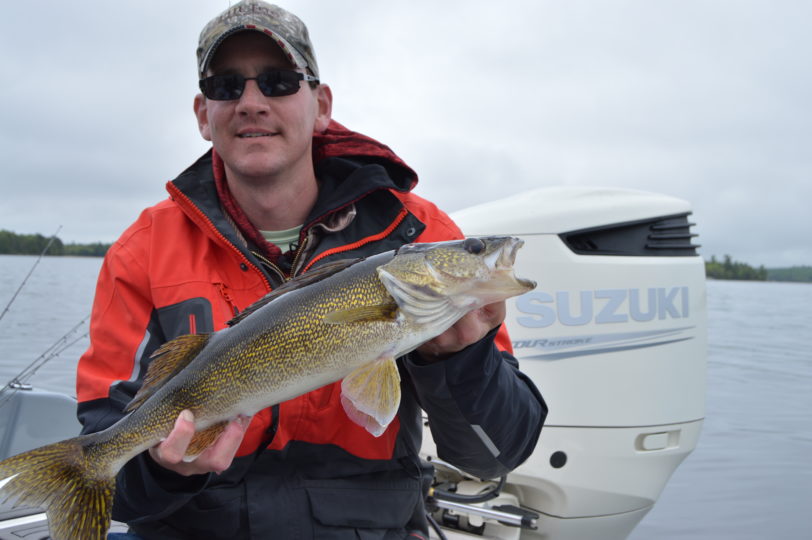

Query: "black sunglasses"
left=199, top=69, right=319, bottom=101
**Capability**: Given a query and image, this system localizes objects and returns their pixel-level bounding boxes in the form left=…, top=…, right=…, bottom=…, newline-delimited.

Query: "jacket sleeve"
left=75, top=235, right=210, bottom=523
left=403, top=325, right=547, bottom=480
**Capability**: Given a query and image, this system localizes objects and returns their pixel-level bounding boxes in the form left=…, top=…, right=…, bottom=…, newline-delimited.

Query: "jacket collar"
left=169, top=120, right=418, bottom=262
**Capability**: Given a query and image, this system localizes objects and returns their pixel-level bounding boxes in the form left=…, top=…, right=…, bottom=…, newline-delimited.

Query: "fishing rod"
left=0, top=225, right=62, bottom=325
left=0, top=315, right=90, bottom=410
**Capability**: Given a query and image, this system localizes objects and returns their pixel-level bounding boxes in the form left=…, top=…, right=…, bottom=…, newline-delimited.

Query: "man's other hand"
left=148, top=410, right=251, bottom=476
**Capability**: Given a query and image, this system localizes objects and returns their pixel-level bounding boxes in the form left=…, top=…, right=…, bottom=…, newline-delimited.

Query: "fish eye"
left=462, top=237, right=485, bottom=254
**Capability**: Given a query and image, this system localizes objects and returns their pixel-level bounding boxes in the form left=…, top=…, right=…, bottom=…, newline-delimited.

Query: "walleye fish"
left=0, top=236, right=534, bottom=540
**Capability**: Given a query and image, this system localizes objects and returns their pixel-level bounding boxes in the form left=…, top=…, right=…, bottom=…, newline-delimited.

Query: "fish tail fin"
left=0, top=435, right=114, bottom=540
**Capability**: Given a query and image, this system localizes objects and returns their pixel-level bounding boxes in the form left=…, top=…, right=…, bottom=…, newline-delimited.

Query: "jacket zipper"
left=289, top=236, right=310, bottom=277
left=251, top=250, right=289, bottom=284
left=168, top=183, right=271, bottom=292
left=252, top=235, right=311, bottom=283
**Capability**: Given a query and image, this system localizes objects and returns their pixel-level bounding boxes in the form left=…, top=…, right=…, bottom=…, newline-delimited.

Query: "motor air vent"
left=560, top=213, right=700, bottom=256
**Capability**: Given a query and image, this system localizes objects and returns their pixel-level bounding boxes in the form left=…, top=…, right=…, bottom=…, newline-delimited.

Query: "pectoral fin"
left=324, top=304, right=398, bottom=324
left=377, top=267, right=459, bottom=326
left=340, top=356, right=401, bottom=437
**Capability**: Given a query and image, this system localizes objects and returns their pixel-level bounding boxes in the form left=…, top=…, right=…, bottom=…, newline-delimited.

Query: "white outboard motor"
left=423, top=187, right=707, bottom=539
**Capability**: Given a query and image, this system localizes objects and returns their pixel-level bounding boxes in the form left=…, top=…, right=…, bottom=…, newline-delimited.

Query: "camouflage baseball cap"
left=197, top=0, right=319, bottom=79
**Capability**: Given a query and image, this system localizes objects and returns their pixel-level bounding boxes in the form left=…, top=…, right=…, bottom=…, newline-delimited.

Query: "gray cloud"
left=1, top=0, right=809, bottom=267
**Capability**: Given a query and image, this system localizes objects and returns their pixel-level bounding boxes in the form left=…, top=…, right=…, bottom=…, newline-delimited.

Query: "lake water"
left=1, top=255, right=810, bottom=538
left=630, top=278, right=811, bottom=540
left=0, top=255, right=102, bottom=394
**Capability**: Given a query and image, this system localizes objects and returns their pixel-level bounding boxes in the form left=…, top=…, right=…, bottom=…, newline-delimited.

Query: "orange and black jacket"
left=76, top=122, right=546, bottom=539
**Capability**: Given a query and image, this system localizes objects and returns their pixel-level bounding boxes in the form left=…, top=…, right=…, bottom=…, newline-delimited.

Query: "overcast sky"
left=1, top=0, right=809, bottom=268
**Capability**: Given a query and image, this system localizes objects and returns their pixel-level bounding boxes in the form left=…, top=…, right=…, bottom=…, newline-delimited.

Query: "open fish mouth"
left=504, top=238, right=536, bottom=290
left=483, top=237, right=536, bottom=291
left=492, top=237, right=524, bottom=269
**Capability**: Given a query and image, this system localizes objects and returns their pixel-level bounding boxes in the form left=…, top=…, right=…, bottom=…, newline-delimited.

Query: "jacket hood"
left=313, top=120, right=418, bottom=191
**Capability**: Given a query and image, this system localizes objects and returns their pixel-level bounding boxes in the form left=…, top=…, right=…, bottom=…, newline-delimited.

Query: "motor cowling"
left=424, top=187, right=707, bottom=539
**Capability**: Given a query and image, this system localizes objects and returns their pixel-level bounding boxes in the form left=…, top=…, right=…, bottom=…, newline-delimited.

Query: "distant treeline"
left=705, top=255, right=811, bottom=283
left=0, top=230, right=110, bottom=257
left=766, top=266, right=812, bottom=282
left=706, top=255, right=767, bottom=281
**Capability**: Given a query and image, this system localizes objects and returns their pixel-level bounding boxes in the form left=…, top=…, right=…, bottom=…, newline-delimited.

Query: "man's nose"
left=236, top=79, right=270, bottom=113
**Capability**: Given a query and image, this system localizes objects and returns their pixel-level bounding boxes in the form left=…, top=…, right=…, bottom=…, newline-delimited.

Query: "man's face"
left=194, top=31, right=331, bottom=185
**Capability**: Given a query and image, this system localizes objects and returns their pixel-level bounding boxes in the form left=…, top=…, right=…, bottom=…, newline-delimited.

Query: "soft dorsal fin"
left=226, top=258, right=361, bottom=327
left=184, top=421, right=227, bottom=461
left=124, top=333, right=210, bottom=412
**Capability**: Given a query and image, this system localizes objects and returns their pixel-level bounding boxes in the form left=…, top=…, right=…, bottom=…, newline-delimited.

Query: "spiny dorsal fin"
left=323, top=303, right=399, bottom=324
left=124, top=334, right=210, bottom=412
left=226, top=258, right=361, bottom=326
left=340, top=355, right=401, bottom=437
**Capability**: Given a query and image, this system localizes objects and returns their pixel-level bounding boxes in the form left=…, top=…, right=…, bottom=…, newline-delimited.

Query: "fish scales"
left=163, top=260, right=402, bottom=421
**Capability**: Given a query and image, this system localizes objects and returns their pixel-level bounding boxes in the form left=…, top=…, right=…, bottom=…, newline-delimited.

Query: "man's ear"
left=314, top=84, right=333, bottom=133
left=193, top=94, right=212, bottom=141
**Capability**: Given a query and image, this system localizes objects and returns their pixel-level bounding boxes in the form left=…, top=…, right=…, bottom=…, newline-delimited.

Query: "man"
left=77, top=1, right=546, bottom=538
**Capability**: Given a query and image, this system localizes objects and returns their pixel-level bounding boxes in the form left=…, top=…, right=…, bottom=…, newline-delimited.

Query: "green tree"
left=705, top=254, right=767, bottom=281
left=0, top=229, right=109, bottom=257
